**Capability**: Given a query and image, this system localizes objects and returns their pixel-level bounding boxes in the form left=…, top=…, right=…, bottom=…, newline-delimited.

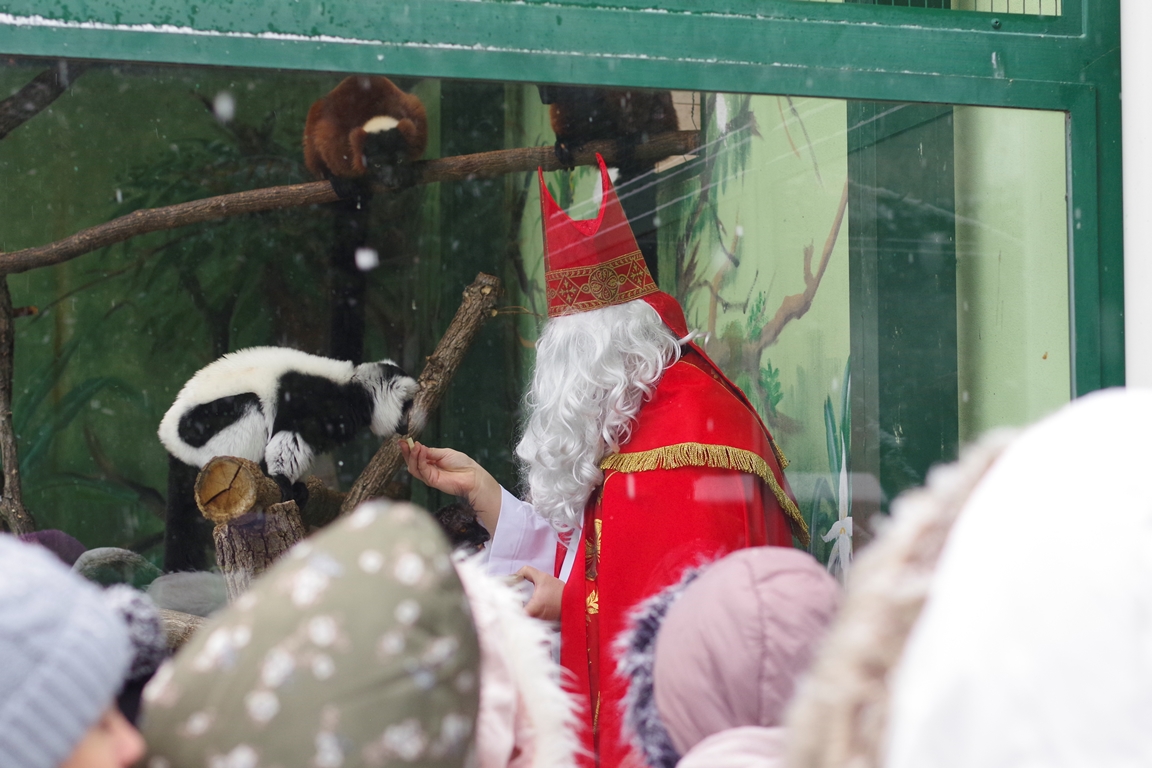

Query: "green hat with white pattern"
left=140, top=500, right=480, bottom=768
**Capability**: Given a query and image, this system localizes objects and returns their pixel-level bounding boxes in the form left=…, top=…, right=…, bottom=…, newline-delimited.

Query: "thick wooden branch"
left=755, top=179, right=849, bottom=353
left=0, top=183, right=339, bottom=276
left=341, top=272, right=503, bottom=514
left=0, top=60, right=90, bottom=141
left=0, top=278, right=34, bottom=534
left=0, top=131, right=700, bottom=277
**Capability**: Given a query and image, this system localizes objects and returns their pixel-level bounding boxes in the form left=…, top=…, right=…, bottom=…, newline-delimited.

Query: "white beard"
left=515, top=300, right=681, bottom=530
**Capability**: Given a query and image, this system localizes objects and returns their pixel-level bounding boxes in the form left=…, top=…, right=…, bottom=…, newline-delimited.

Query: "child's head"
left=0, top=534, right=146, bottom=768
left=619, top=547, right=841, bottom=768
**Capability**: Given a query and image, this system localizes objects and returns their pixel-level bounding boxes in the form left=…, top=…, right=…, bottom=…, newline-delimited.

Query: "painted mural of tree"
left=672, top=94, right=848, bottom=429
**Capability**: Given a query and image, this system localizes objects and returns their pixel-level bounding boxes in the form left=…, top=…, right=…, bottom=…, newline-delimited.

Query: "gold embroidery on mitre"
left=545, top=250, right=656, bottom=316
left=587, top=265, right=625, bottom=302
left=599, top=442, right=810, bottom=546
left=586, top=589, right=599, bottom=616
left=548, top=275, right=581, bottom=308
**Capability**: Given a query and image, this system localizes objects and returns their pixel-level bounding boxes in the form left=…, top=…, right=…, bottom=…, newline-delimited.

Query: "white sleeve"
left=481, top=486, right=560, bottom=577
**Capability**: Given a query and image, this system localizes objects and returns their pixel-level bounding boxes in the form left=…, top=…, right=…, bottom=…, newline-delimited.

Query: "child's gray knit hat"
left=0, top=533, right=133, bottom=768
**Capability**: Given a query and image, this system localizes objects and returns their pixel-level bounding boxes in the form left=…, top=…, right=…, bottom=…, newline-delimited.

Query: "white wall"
left=1123, top=0, right=1152, bottom=385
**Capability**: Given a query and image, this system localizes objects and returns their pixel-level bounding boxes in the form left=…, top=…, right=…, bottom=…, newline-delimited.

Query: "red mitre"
left=539, top=154, right=658, bottom=317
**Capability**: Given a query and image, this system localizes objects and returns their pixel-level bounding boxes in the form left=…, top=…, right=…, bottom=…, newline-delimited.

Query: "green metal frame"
left=0, top=0, right=1122, bottom=390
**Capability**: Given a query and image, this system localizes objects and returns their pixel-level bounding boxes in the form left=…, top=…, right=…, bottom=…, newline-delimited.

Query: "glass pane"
left=0, top=57, right=1067, bottom=586
left=800, top=0, right=1062, bottom=15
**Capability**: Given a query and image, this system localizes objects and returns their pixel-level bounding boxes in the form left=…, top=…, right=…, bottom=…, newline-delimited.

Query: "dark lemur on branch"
left=302, top=75, right=428, bottom=363
left=538, top=86, right=679, bottom=280
left=158, top=347, right=418, bottom=572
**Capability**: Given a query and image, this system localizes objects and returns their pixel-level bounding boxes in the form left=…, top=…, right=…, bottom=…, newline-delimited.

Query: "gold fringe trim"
left=600, top=442, right=810, bottom=546
left=770, top=437, right=790, bottom=470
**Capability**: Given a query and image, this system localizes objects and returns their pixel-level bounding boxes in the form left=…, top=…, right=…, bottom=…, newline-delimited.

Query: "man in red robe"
left=403, top=155, right=806, bottom=768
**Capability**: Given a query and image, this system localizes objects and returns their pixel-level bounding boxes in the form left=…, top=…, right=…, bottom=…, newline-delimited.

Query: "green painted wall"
left=954, top=106, right=1070, bottom=442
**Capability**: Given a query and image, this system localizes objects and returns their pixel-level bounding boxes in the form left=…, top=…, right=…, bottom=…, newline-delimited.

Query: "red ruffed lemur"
left=304, top=75, right=428, bottom=195
left=302, top=75, right=428, bottom=364
left=538, top=85, right=679, bottom=280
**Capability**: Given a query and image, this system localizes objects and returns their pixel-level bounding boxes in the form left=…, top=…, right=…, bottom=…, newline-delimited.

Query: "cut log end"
left=195, top=456, right=281, bottom=525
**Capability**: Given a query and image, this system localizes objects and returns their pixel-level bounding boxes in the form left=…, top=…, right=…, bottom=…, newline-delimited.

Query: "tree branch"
left=0, top=60, right=91, bottom=141
left=340, top=272, right=502, bottom=514
left=0, top=278, right=34, bottom=534
left=0, top=131, right=700, bottom=277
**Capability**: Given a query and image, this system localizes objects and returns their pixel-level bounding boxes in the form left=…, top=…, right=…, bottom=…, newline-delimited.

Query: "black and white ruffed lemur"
left=158, top=346, right=419, bottom=572
left=538, top=85, right=679, bottom=280
left=302, top=75, right=428, bottom=363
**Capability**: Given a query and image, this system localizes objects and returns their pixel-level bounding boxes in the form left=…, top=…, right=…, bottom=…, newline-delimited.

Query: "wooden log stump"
left=195, top=456, right=282, bottom=524
left=196, top=456, right=307, bottom=601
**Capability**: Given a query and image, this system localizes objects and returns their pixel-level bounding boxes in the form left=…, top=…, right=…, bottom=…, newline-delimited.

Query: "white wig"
left=515, top=299, right=681, bottom=530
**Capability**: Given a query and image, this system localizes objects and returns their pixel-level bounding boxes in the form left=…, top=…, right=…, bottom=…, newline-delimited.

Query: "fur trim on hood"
left=618, top=547, right=839, bottom=768
left=454, top=553, right=582, bottom=768
left=616, top=567, right=703, bottom=768
left=784, top=428, right=1016, bottom=768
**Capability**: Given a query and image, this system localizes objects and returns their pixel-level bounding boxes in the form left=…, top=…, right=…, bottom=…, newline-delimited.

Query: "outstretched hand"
left=399, top=440, right=501, bottom=532
left=517, top=565, right=564, bottom=622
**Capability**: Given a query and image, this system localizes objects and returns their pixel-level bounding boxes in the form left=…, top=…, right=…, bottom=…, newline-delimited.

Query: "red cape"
left=559, top=336, right=806, bottom=768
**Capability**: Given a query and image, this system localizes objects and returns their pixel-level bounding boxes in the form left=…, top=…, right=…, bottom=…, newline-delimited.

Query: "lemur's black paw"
left=292, top=480, right=310, bottom=510
left=554, top=140, right=577, bottom=170
left=273, top=474, right=295, bottom=504
left=328, top=177, right=357, bottom=201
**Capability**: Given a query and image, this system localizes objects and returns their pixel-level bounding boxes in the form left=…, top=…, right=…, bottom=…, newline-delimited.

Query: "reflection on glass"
left=0, top=57, right=1068, bottom=581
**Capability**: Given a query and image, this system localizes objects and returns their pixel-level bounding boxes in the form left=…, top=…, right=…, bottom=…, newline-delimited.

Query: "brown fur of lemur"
left=541, top=86, right=678, bottom=173
left=301, top=75, right=428, bottom=363
left=303, top=75, right=428, bottom=184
